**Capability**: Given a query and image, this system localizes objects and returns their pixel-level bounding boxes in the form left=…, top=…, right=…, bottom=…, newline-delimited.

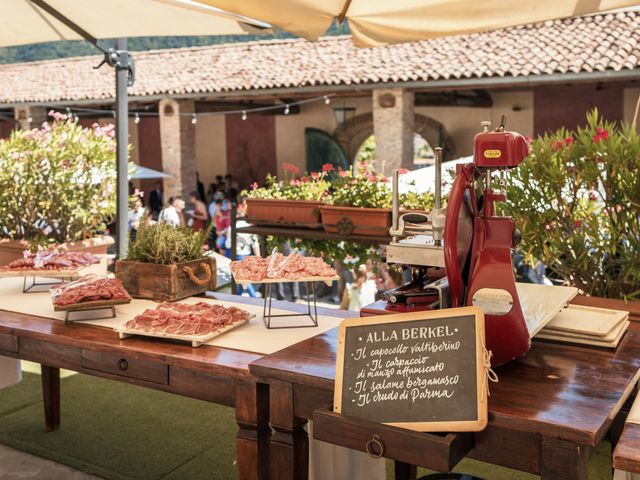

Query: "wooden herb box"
left=115, top=257, right=216, bottom=302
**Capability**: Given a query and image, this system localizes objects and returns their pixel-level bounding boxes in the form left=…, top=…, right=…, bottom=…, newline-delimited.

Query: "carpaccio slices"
left=1, top=249, right=99, bottom=271
left=231, top=253, right=336, bottom=281
left=51, top=276, right=131, bottom=306
left=124, top=302, right=251, bottom=337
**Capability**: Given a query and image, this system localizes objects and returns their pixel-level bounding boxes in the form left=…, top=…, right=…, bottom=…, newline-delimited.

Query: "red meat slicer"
left=373, top=117, right=530, bottom=366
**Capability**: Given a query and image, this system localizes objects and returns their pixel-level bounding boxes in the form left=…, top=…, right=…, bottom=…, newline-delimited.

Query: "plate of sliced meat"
left=231, top=252, right=338, bottom=286
left=51, top=275, right=132, bottom=311
left=0, top=248, right=100, bottom=278
left=116, top=301, right=253, bottom=347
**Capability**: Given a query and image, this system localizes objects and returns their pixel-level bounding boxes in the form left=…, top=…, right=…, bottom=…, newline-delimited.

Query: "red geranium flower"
left=250, top=182, right=258, bottom=190
left=565, top=137, right=574, bottom=146
left=398, top=168, right=409, bottom=175
left=574, top=220, right=583, bottom=229
left=310, top=172, right=320, bottom=180
left=322, top=163, right=335, bottom=172
left=282, top=162, right=300, bottom=175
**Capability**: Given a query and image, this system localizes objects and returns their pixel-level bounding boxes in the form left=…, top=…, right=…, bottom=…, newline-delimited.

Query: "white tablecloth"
left=0, top=357, right=21, bottom=389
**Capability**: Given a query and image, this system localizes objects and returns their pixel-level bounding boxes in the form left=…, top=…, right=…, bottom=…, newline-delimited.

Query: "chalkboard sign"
left=334, top=307, right=488, bottom=432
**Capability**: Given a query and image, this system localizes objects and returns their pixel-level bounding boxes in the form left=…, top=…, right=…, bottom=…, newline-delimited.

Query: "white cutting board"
left=542, top=304, right=629, bottom=337
left=516, top=283, right=578, bottom=336
left=536, top=321, right=629, bottom=349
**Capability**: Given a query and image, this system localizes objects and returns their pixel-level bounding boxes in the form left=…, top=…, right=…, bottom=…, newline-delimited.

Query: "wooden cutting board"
left=536, top=321, right=629, bottom=349
left=542, top=304, right=629, bottom=337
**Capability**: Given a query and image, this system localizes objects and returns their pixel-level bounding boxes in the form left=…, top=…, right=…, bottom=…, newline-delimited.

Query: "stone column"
left=372, top=88, right=414, bottom=174
left=14, top=106, right=48, bottom=130
left=158, top=98, right=197, bottom=202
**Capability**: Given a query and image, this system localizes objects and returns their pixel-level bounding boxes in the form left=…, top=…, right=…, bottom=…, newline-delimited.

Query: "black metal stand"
left=64, top=305, right=117, bottom=322
left=22, top=276, right=68, bottom=293
left=262, top=281, right=319, bottom=329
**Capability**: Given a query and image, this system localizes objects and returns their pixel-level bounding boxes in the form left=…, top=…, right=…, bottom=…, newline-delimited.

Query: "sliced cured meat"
left=231, top=254, right=336, bottom=282
left=124, top=302, right=250, bottom=337
left=52, top=276, right=131, bottom=306
left=1, top=248, right=100, bottom=272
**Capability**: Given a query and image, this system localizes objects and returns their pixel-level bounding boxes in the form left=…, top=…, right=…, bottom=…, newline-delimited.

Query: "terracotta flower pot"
left=246, top=199, right=322, bottom=228
left=571, top=295, right=640, bottom=323
left=0, top=235, right=114, bottom=266
left=320, top=206, right=392, bottom=237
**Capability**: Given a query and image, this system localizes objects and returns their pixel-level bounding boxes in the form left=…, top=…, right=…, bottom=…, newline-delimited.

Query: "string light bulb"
left=66, top=107, right=71, bottom=116
left=27, top=115, right=33, bottom=123
left=241, top=110, right=247, bottom=121
left=134, top=113, right=140, bottom=124
left=112, top=111, right=116, bottom=118
left=284, top=104, right=290, bottom=115
left=191, top=113, right=197, bottom=124
left=324, top=96, right=330, bottom=105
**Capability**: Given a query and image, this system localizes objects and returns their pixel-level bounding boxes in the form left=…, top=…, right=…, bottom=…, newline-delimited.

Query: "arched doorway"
left=354, top=132, right=437, bottom=166
left=334, top=112, right=455, bottom=163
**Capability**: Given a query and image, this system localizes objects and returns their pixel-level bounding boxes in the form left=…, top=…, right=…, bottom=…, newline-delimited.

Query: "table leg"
left=394, top=461, right=417, bottom=480
left=41, top=365, right=60, bottom=431
left=540, top=437, right=589, bottom=480
left=235, top=380, right=270, bottom=480
left=269, top=380, right=309, bottom=480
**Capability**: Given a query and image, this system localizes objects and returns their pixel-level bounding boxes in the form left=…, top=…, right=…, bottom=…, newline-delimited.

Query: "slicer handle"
left=443, top=163, right=473, bottom=307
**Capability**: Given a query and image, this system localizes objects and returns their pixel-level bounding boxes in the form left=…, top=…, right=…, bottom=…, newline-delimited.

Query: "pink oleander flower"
left=398, top=168, right=410, bottom=175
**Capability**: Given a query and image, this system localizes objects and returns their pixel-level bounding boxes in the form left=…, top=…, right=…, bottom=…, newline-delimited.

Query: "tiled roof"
left=1, top=10, right=639, bottom=104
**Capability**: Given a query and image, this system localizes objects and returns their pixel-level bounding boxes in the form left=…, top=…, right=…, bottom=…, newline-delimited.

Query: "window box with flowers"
left=0, top=111, right=116, bottom=265
left=502, top=110, right=640, bottom=320
left=243, top=163, right=331, bottom=228
left=320, top=165, right=437, bottom=237
left=320, top=165, right=393, bottom=237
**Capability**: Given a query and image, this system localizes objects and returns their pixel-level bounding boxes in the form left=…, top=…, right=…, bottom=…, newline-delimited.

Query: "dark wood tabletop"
left=0, top=292, right=352, bottom=480
left=614, top=421, right=640, bottom=474
left=251, top=322, right=640, bottom=447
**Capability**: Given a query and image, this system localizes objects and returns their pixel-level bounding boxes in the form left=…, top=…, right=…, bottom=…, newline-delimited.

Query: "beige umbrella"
left=0, top=0, right=268, bottom=47
left=0, top=0, right=269, bottom=257
left=193, top=0, right=640, bottom=46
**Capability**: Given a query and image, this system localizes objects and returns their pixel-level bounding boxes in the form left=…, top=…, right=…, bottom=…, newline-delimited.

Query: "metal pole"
left=434, top=147, right=442, bottom=210
left=115, top=38, right=129, bottom=258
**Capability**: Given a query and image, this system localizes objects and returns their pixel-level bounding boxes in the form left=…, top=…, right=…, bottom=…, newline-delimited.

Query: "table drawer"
left=169, top=366, right=234, bottom=406
left=312, top=409, right=473, bottom=472
left=81, top=350, right=168, bottom=385
left=0, top=333, right=18, bottom=354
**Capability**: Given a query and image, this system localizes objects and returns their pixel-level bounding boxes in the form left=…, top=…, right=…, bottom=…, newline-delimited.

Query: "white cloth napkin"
left=308, top=421, right=385, bottom=480
left=0, top=357, right=21, bottom=389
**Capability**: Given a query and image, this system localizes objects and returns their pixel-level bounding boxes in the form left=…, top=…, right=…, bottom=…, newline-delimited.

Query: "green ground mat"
left=0, top=373, right=613, bottom=479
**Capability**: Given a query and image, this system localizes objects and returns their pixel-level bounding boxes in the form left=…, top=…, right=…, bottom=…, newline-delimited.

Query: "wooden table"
left=250, top=320, right=640, bottom=480
left=0, top=293, right=351, bottom=480
left=614, top=420, right=640, bottom=474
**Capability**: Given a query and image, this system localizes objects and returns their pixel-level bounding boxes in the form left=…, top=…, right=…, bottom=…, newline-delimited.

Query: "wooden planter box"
left=246, top=199, right=322, bottom=228
left=115, top=257, right=216, bottom=302
left=0, top=235, right=114, bottom=266
left=320, top=206, right=392, bottom=237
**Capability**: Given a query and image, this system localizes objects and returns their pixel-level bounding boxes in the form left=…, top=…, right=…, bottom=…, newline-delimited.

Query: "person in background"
left=187, top=191, right=208, bottom=232
left=214, top=199, right=231, bottom=255
left=196, top=172, right=206, bottom=202
left=347, top=264, right=377, bottom=311
left=225, top=219, right=258, bottom=298
left=158, top=197, right=185, bottom=226
left=128, top=197, right=146, bottom=240
left=148, top=181, right=163, bottom=220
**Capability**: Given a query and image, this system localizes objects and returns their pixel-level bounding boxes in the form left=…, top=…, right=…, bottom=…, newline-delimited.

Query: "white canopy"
left=0, top=0, right=268, bottom=47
